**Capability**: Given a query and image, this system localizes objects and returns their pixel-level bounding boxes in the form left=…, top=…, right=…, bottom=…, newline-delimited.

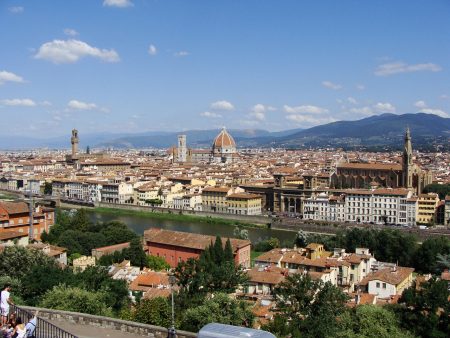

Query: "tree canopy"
left=264, top=273, right=349, bottom=338
left=175, top=236, right=248, bottom=295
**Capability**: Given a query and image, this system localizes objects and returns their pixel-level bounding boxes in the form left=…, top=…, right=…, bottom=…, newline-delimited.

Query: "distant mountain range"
left=0, top=113, right=448, bottom=150
left=244, top=113, right=450, bottom=150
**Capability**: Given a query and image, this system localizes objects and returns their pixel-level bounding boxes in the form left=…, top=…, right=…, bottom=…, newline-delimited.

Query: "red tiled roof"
left=144, top=228, right=250, bottom=252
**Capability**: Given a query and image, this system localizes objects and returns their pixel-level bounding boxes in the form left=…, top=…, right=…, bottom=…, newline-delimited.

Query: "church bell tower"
left=402, top=127, right=413, bottom=188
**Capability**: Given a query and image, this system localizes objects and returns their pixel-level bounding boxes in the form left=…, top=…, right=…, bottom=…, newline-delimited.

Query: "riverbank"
left=91, top=206, right=270, bottom=230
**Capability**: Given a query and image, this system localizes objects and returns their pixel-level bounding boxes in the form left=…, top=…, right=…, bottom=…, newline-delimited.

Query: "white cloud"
left=0, top=71, right=24, bottom=85
left=283, top=104, right=328, bottom=114
left=174, top=51, right=189, bottom=57
left=67, top=100, right=98, bottom=110
left=347, top=97, right=357, bottom=105
left=211, top=100, right=234, bottom=111
left=200, top=111, right=222, bottom=118
left=356, top=84, right=365, bottom=90
left=348, top=102, right=396, bottom=116
left=103, top=0, right=134, bottom=7
left=64, top=28, right=79, bottom=37
left=35, top=39, right=120, bottom=64
left=322, top=81, right=342, bottom=90
left=8, top=6, right=24, bottom=14
left=414, top=100, right=449, bottom=118
left=373, top=102, right=396, bottom=113
left=1, top=99, right=36, bottom=107
left=286, top=114, right=335, bottom=125
left=414, top=100, right=427, bottom=109
left=249, top=104, right=267, bottom=121
left=349, top=106, right=373, bottom=116
left=375, top=61, right=442, bottom=76
left=148, top=44, right=157, bottom=56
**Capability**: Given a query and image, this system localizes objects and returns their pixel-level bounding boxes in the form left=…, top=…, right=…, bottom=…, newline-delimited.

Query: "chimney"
left=355, top=293, right=361, bottom=305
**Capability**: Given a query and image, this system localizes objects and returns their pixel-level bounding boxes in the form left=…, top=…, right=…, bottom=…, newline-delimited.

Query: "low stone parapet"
left=20, top=306, right=196, bottom=338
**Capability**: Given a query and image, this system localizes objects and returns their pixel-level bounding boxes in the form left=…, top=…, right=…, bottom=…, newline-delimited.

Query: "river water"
left=86, top=210, right=297, bottom=245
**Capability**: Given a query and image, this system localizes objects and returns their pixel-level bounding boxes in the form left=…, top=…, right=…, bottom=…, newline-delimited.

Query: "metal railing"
left=11, top=304, right=78, bottom=338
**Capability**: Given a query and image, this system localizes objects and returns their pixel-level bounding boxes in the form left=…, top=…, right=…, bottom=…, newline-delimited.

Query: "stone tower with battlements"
left=71, top=129, right=79, bottom=157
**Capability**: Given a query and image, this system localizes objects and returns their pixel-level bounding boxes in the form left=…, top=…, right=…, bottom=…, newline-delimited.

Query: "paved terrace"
left=20, top=306, right=196, bottom=338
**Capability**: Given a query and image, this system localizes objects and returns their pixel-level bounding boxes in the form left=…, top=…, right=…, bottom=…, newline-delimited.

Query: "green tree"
left=100, top=221, right=138, bottom=245
left=128, top=237, right=148, bottom=268
left=180, top=293, right=254, bottom=332
left=75, top=266, right=129, bottom=312
left=336, top=305, right=415, bottom=338
left=43, top=182, right=52, bottom=195
left=147, top=255, right=170, bottom=271
left=133, top=297, right=171, bottom=327
left=0, top=246, right=58, bottom=280
left=224, top=238, right=234, bottom=262
left=70, top=209, right=93, bottom=232
left=413, top=236, right=450, bottom=273
left=264, top=274, right=348, bottom=338
left=436, top=253, right=450, bottom=270
left=423, top=183, right=450, bottom=200
left=40, top=285, right=112, bottom=316
left=175, top=237, right=248, bottom=295
left=397, top=278, right=449, bottom=338
left=20, top=264, right=74, bottom=306
left=233, top=226, right=249, bottom=240
left=295, top=229, right=308, bottom=247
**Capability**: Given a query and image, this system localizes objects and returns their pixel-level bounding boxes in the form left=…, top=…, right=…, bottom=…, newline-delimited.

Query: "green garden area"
left=0, top=209, right=448, bottom=337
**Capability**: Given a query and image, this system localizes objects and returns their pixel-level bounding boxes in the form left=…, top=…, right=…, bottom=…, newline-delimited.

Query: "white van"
left=198, top=323, right=276, bottom=338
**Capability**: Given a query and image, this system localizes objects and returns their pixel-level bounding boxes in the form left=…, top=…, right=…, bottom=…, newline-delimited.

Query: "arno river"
left=86, top=210, right=297, bottom=245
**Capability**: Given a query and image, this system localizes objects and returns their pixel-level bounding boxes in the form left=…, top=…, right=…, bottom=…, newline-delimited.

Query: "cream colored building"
left=417, top=193, right=440, bottom=224
left=226, top=193, right=262, bottom=215
left=73, top=255, right=96, bottom=272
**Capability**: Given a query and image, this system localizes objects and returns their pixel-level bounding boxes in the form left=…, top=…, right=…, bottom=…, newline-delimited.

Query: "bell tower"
left=402, top=127, right=413, bottom=188
left=71, top=129, right=79, bottom=157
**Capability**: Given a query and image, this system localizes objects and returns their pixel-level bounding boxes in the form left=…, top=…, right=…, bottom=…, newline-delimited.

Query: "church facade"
left=171, top=128, right=237, bottom=164
left=330, top=128, right=433, bottom=194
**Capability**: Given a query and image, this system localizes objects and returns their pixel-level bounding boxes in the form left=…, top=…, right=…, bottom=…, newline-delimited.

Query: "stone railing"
left=20, top=306, right=197, bottom=338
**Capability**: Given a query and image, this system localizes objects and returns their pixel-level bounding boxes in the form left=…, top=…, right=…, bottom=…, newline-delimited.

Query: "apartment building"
left=303, top=188, right=415, bottom=226
left=0, top=201, right=54, bottom=240
left=226, top=193, right=262, bottom=215
left=417, top=193, right=440, bottom=224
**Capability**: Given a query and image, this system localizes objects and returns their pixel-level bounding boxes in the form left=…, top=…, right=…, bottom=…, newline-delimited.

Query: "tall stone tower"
left=177, top=134, right=187, bottom=162
left=71, top=129, right=79, bottom=157
left=402, top=127, right=413, bottom=188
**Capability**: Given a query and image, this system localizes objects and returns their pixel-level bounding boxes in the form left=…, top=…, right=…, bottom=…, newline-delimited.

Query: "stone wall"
left=20, top=306, right=197, bottom=338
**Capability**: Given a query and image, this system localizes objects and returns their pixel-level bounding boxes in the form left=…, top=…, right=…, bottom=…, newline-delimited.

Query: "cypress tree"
left=224, top=239, right=234, bottom=262
left=213, top=236, right=224, bottom=264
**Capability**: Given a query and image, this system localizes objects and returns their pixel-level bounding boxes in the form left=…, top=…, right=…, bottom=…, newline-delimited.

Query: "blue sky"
left=0, top=0, right=449, bottom=137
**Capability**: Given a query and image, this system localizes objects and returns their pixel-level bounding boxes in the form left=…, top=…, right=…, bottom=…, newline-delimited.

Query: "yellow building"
left=417, top=193, right=440, bottom=224
left=202, top=186, right=233, bottom=213
left=73, top=255, right=96, bottom=272
left=226, top=193, right=262, bottom=215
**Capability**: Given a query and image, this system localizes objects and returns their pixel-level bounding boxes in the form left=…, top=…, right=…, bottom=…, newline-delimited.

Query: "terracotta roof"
left=93, top=242, right=131, bottom=252
left=202, top=187, right=232, bottom=193
left=144, top=228, right=250, bottom=252
left=359, top=266, right=414, bottom=286
left=0, top=231, right=28, bottom=240
left=254, top=249, right=284, bottom=264
left=137, top=272, right=169, bottom=287
left=0, top=201, right=29, bottom=215
left=213, top=128, right=236, bottom=148
left=247, top=266, right=286, bottom=285
left=143, top=288, right=171, bottom=299
left=227, top=193, right=262, bottom=200
left=337, top=162, right=402, bottom=171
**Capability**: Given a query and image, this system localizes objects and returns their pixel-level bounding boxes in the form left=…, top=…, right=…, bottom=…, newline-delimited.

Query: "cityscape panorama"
left=0, top=1, right=449, bottom=338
